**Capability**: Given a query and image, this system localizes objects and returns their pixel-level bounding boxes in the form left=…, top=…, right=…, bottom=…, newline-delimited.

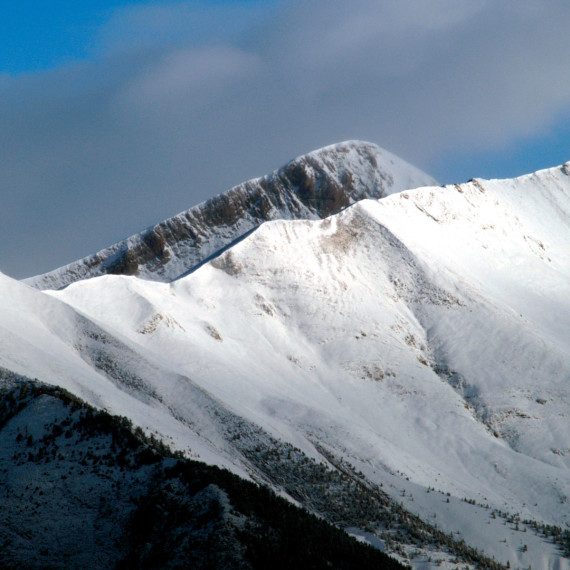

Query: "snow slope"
left=44, top=162, right=570, bottom=567
left=0, top=381, right=402, bottom=569
left=27, top=141, right=437, bottom=290
left=0, top=271, right=258, bottom=476
left=2, top=152, right=569, bottom=567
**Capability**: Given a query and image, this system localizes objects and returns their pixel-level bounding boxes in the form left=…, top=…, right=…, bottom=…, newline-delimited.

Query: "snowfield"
left=1, top=144, right=569, bottom=568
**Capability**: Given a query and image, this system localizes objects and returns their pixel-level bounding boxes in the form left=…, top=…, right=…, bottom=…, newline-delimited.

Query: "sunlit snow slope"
left=3, top=150, right=569, bottom=568
left=49, top=162, right=570, bottom=568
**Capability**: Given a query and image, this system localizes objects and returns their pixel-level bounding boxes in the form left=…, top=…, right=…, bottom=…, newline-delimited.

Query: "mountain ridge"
left=40, top=157, right=569, bottom=567
left=3, top=143, right=570, bottom=568
left=27, top=140, right=436, bottom=290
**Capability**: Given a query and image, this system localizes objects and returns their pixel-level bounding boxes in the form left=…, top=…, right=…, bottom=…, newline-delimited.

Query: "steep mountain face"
left=27, top=141, right=436, bottom=291
left=2, top=147, right=570, bottom=568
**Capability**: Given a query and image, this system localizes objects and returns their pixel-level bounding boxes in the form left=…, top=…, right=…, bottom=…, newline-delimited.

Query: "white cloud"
left=93, top=0, right=274, bottom=56
left=114, top=46, right=262, bottom=113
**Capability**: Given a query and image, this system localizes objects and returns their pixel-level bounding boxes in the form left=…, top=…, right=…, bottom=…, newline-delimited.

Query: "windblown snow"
left=2, top=144, right=569, bottom=569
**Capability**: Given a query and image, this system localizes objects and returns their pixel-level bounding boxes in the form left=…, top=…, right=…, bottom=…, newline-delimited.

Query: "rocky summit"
left=27, top=141, right=436, bottom=290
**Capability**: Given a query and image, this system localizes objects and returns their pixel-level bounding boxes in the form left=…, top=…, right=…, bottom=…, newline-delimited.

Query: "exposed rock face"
left=28, top=141, right=437, bottom=290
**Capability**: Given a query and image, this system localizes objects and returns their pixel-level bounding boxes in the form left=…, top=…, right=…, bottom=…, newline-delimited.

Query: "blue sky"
left=0, top=1, right=119, bottom=72
left=1, top=0, right=569, bottom=278
left=0, top=1, right=274, bottom=72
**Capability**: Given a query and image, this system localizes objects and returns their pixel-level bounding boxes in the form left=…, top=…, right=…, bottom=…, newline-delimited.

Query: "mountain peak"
left=4, top=151, right=569, bottom=567
left=27, top=141, right=436, bottom=290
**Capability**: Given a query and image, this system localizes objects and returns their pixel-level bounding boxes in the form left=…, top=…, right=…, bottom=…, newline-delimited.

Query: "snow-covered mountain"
left=27, top=141, right=437, bottom=291
left=2, top=143, right=569, bottom=568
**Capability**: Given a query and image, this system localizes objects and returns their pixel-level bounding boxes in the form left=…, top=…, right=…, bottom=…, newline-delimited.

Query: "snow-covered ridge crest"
left=26, top=140, right=436, bottom=291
